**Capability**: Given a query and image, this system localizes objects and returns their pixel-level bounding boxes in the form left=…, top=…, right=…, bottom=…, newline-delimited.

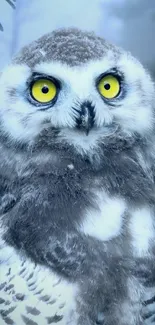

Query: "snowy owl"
left=0, top=28, right=155, bottom=325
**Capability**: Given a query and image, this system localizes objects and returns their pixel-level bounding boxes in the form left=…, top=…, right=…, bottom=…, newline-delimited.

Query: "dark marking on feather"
left=28, top=281, right=36, bottom=287
left=26, top=306, right=40, bottom=316
left=15, top=293, right=25, bottom=301
left=6, top=268, right=11, bottom=276
left=5, top=301, right=11, bottom=306
left=4, top=284, right=14, bottom=292
left=27, top=273, right=34, bottom=281
left=53, top=279, right=61, bottom=287
left=35, top=289, right=43, bottom=295
left=0, top=23, right=4, bottom=31
left=1, top=306, right=16, bottom=317
left=5, top=0, right=16, bottom=9
left=46, top=315, right=63, bottom=323
left=0, top=282, right=6, bottom=290
left=40, top=295, right=50, bottom=302
left=143, top=310, right=155, bottom=320
left=22, top=315, right=38, bottom=325
left=48, top=299, right=56, bottom=305
left=143, top=296, right=155, bottom=306
left=2, top=316, right=14, bottom=324
left=19, top=267, right=26, bottom=275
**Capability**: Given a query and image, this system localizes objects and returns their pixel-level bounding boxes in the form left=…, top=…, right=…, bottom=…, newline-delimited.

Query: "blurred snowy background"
left=0, top=0, right=155, bottom=78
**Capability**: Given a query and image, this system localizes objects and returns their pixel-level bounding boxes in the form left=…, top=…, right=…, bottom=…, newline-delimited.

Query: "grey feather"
left=13, top=28, right=119, bottom=68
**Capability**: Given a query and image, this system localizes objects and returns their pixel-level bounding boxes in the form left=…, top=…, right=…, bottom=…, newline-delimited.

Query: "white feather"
left=129, top=207, right=154, bottom=257
left=80, top=192, right=126, bottom=241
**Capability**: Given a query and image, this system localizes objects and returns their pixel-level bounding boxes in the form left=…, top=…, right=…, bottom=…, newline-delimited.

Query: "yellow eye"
left=31, top=79, right=57, bottom=103
left=98, top=75, right=120, bottom=99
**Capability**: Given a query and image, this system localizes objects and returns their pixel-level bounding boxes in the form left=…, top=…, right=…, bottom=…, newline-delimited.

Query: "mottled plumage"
left=13, top=28, right=114, bottom=67
left=0, top=28, right=155, bottom=325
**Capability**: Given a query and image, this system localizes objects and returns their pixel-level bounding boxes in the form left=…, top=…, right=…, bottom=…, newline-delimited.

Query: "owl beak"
left=75, top=101, right=95, bottom=135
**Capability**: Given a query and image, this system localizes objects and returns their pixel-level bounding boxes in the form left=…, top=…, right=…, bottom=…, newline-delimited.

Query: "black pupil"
left=42, top=86, right=49, bottom=94
left=104, top=83, right=110, bottom=90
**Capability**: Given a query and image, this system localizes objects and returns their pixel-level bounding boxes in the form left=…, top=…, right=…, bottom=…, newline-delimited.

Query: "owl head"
left=0, top=28, right=154, bottom=156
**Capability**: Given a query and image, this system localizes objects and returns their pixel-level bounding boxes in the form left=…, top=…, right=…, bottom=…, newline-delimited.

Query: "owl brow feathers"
left=13, top=28, right=117, bottom=68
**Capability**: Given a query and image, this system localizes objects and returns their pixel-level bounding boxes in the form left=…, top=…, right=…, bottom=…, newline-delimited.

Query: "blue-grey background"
left=0, top=0, right=155, bottom=78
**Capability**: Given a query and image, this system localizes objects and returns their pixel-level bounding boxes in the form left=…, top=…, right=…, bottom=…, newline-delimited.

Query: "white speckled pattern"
left=0, top=243, right=78, bottom=325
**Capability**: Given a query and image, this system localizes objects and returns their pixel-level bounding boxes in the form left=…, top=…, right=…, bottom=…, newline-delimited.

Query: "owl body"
left=0, top=122, right=155, bottom=324
left=0, top=28, right=155, bottom=324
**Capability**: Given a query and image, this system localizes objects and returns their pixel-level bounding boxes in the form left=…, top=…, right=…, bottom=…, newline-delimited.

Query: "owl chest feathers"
left=3, top=143, right=155, bottom=261
left=1, top=139, right=155, bottom=325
